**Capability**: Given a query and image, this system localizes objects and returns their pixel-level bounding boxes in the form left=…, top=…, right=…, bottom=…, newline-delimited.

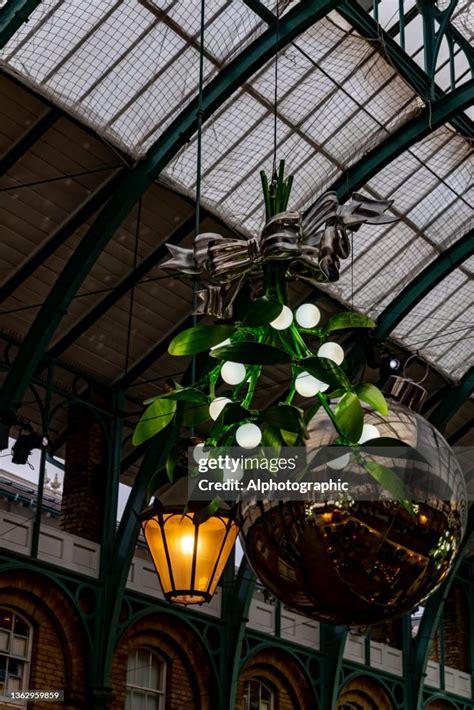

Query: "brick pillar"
left=60, top=400, right=109, bottom=542
left=443, top=585, right=469, bottom=671
left=428, top=630, right=440, bottom=663
left=370, top=619, right=403, bottom=648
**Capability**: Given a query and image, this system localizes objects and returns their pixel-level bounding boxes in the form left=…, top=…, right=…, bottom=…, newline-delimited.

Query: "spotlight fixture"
left=12, top=433, right=49, bottom=465
left=380, top=353, right=402, bottom=379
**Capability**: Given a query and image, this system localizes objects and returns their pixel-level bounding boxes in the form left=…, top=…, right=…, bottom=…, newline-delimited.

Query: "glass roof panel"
left=0, top=0, right=471, bottom=380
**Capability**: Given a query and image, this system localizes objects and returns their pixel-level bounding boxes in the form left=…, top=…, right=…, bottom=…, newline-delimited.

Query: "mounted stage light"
left=380, top=353, right=402, bottom=379
left=12, top=433, right=49, bottom=465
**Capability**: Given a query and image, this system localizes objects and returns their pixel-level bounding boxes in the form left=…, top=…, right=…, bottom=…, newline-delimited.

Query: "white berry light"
left=193, top=443, right=210, bottom=463
left=295, top=372, right=329, bottom=397
left=209, top=397, right=232, bottom=421
left=359, top=424, right=380, bottom=444
left=269, top=305, right=293, bottom=330
left=221, top=361, right=246, bottom=385
left=295, top=303, right=321, bottom=328
left=327, top=453, right=350, bottom=470
left=318, top=342, right=344, bottom=365
left=236, top=423, right=262, bottom=449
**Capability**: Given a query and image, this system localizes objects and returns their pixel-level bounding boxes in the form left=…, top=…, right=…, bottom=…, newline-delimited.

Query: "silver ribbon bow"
left=162, top=192, right=397, bottom=317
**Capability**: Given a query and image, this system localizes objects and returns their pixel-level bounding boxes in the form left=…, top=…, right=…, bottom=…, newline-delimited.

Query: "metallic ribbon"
left=162, top=191, right=397, bottom=317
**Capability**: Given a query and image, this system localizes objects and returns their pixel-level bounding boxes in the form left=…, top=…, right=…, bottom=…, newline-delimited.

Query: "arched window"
left=125, top=647, right=166, bottom=710
left=242, top=679, right=274, bottom=710
left=0, top=609, right=32, bottom=696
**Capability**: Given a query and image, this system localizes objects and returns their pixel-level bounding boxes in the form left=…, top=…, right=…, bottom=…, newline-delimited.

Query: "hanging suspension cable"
left=124, top=198, right=141, bottom=377
left=191, top=0, right=206, bottom=395
left=272, top=1, right=281, bottom=181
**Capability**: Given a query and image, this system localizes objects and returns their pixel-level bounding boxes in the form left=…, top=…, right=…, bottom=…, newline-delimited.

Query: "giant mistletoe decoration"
left=133, top=163, right=409, bottom=502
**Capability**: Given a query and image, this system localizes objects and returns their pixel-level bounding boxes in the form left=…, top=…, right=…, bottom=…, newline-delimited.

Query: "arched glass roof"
left=0, top=0, right=472, bottom=391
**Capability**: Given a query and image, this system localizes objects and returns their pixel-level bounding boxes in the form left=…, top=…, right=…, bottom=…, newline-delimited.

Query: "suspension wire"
left=192, top=0, right=206, bottom=392
left=0, top=164, right=122, bottom=192
left=124, top=198, right=142, bottom=377
left=272, top=1, right=281, bottom=180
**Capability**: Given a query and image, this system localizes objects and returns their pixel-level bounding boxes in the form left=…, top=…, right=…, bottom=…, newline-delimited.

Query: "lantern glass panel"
left=142, top=508, right=239, bottom=605
left=143, top=518, right=173, bottom=593
left=162, top=514, right=196, bottom=592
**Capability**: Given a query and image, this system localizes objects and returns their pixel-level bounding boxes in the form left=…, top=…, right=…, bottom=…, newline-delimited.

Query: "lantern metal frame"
left=139, top=497, right=239, bottom=605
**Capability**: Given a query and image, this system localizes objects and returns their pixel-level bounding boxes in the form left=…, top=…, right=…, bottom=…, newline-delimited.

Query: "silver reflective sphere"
left=238, top=401, right=467, bottom=626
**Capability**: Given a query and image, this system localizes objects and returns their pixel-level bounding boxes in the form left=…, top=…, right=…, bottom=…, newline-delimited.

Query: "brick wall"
left=236, top=648, right=314, bottom=710
left=108, top=613, right=213, bottom=710
left=443, top=584, right=469, bottom=672
left=60, top=399, right=109, bottom=542
left=0, top=571, right=86, bottom=710
left=370, top=619, right=403, bottom=648
left=336, top=676, right=394, bottom=709
left=428, top=584, right=469, bottom=671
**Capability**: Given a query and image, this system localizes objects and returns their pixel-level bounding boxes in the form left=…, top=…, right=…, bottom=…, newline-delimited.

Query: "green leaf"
left=310, top=445, right=351, bottom=469
left=262, top=425, right=283, bottom=453
left=166, top=448, right=180, bottom=482
left=355, top=383, right=388, bottom=416
left=244, top=297, right=283, bottom=326
left=325, top=312, right=375, bottom=333
left=335, top=392, right=363, bottom=443
left=160, top=388, right=209, bottom=403
left=211, top=342, right=291, bottom=365
left=301, top=356, right=351, bottom=389
left=280, top=429, right=300, bottom=446
left=304, top=401, right=322, bottom=425
left=263, top=404, right=304, bottom=433
left=194, top=498, right=220, bottom=525
left=168, top=325, right=235, bottom=356
left=220, top=403, right=249, bottom=425
left=146, top=467, right=167, bottom=499
left=363, top=461, right=414, bottom=514
left=361, top=437, right=410, bottom=448
left=133, top=398, right=177, bottom=446
left=182, top=403, right=210, bottom=426
left=360, top=438, right=429, bottom=464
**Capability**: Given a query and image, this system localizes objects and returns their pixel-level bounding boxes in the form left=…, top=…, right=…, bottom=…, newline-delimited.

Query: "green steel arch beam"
left=373, top=229, right=474, bottom=342
left=0, top=106, right=59, bottom=176
left=46, top=215, right=196, bottom=361
left=0, top=169, right=124, bottom=303
left=244, top=0, right=473, bottom=137
left=221, top=558, right=256, bottom=709
left=0, top=0, right=342, bottom=415
left=429, top=366, right=474, bottom=432
left=406, top=506, right=474, bottom=710
left=0, top=0, right=42, bottom=48
left=330, top=81, right=474, bottom=203
left=339, top=0, right=473, bottom=139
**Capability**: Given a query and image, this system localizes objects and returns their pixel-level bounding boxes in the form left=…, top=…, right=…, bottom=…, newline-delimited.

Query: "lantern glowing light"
left=140, top=500, right=239, bottom=605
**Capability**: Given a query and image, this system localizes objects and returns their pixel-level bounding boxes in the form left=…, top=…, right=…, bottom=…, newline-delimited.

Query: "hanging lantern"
left=238, top=379, right=467, bottom=626
left=140, top=478, right=239, bottom=605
